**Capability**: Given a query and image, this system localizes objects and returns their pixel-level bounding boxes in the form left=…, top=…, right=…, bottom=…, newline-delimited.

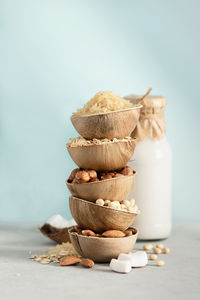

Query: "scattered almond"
left=60, top=256, right=81, bottom=266
left=80, top=259, right=95, bottom=268
left=102, top=230, right=125, bottom=238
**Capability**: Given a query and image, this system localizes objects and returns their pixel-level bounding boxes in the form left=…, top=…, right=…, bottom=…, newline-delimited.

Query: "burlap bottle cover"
left=124, top=94, right=166, bottom=141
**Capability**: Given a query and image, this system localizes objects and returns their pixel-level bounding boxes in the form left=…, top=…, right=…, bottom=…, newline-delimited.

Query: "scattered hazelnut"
left=143, top=244, right=154, bottom=251
left=156, top=260, right=165, bottom=267
left=149, top=254, right=157, bottom=260
left=153, top=248, right=162, bottom=254
left=163, top=247, right=170, bottom=254
left=156, top=243, right=164, bottom=249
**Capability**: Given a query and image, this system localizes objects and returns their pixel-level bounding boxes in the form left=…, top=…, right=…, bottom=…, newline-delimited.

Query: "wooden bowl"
left=67, top=139, right=136, bottom=171
left=66, top=172, right=136, bottom=202
left=69, top=226, right=138, bottom=262
left=69, top=196, right=138, bottom=232
left=71, top=106, right=142, bottom=140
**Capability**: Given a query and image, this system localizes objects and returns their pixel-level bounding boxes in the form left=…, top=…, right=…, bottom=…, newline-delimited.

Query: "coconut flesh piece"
left=110, top=258, right=132, bottom=274
left=46, top=215, right=76, bottom=229
left=118, top=251, right=148, bottom=267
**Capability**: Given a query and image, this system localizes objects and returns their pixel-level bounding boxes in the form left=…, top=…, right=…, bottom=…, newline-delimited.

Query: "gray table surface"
left=0, top=223, right=200, bottom=300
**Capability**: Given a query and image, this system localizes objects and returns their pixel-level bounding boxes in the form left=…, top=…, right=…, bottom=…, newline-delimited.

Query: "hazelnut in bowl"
left=66, top=167, right=136, bottom=202
left=68, top=226, right=138, bottom=263
left=69, top=196, right=139, bottom=232
left=66, top=137, right=136, bottom=171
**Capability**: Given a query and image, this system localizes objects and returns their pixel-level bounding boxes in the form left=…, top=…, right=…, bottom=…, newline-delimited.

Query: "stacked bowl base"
left=66, top=106, right=141, bottom=262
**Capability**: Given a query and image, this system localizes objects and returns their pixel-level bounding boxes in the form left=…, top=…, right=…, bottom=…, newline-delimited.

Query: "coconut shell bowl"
left=68, top=226, right=138, bottom=263
left=67, top=138, right=136, bottom=171
left=66, top=171, right=136, bottom=202
left=70, top=105, right=142, bottom=140
left=69, top=196, right=138, bottom=232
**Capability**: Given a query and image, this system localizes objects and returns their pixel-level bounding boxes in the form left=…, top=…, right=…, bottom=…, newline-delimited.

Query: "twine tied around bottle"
left=125, top=88, right=166, bottom=141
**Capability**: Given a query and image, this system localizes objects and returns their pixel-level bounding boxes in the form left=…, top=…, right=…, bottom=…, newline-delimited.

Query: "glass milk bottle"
left=125, top=94, right=172, bottom=240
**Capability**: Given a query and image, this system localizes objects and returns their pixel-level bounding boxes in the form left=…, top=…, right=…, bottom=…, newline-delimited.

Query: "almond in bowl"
left=68, top=226, right=138, bottom=263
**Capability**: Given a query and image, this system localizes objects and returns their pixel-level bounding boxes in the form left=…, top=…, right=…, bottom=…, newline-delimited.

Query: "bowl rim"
left=66, top=171, right=136, bottom=186
left=66, top=137, right=136, bottom=149
left=69, top=195, right=138, bottom=216
left=71, top=104, right=143, bottom=119
left=68, top=226, right=138, bottom=241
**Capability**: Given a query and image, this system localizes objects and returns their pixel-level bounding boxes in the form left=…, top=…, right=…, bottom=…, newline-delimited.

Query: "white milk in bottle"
left=125, top=94, right=172, bottom=240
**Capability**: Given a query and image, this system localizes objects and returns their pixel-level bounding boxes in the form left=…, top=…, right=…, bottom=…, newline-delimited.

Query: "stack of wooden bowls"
left=66, top=106, right=142, bottom=262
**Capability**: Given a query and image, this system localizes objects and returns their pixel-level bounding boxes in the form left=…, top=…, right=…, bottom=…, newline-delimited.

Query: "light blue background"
left=0, top=0, right=199, bottom=222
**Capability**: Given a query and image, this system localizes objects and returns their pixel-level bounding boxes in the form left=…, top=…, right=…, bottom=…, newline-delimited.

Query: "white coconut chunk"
left=46, top=215, right=76, bottom=229
left=110, top=258, right=131, bottom=274
left=130, top=251, right=148, bottom=267
left=118, top=251, right=148, bottom=267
